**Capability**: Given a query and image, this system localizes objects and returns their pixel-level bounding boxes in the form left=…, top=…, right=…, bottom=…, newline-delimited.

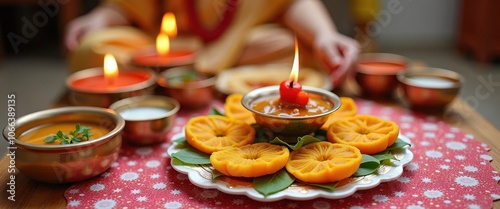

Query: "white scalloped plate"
left=167, top=133, right=413, bottom=202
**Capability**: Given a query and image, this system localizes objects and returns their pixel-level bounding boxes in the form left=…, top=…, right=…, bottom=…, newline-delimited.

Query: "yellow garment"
left=350, top=0, right=379, bottom=24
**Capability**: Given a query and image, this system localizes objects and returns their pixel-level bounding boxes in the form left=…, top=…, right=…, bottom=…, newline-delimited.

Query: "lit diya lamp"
left=66, top=54, right=156, bottom=107
left=131, top=12, right=195, bottom=72
left=242, top=37, right=341, bottom=142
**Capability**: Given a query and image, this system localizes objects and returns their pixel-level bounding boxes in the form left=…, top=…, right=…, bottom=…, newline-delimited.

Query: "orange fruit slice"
left=185, top=115, right=255, bottom=154
left=327, top=114, right=399, bottom=154
left=210, top=143, right=290, bottom=178
left=321, top=97, right=357, bottom=129
left=285, top=141, right=362, bottom=183
left=223, top=94, right=256, bottom=125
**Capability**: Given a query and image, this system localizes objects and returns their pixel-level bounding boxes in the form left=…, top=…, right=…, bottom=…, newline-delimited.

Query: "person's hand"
left=314, top=32, right=360, bottom=88
left=64, top=5, right=130, bottom=52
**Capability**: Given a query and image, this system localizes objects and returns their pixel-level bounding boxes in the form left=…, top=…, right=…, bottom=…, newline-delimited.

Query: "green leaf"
left=353, top=154, right=381, bottom=176
left=211, top=169, right=224, bottom=180
left=84, top=131, right=93, bottom=139
left=45, top=124, right=94, bottom=145
left=56, top=131, right=64, bottom=138
left=313, top=129, right=328, bottom=140
left=173, top=136, right=187, bottom=143
left=171, top=157, right=194, bottom=166
left=372, top=153, right=396, bottom=162
left=172, top=137, right=189, bottom=148
left=44, top=135, right=57, bottom=143
left=306, top=182, right=339, bottom=191
left=253, top=169, right=295, bottom=196
left=171, top=148, right=211, bottom=165
left=75, top=124, right=82, bottom=133
left=385, top=138, right=411, bottom=151
left=208, top=108, right=224, bottom=116
left=269, top=135, right=322, bottom=150
left=253, top=125, right=275, bottom=143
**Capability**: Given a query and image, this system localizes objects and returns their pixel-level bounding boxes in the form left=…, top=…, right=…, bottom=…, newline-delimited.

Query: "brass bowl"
left=66, top=67, right=157, bottom=107
left=354, top=53, right=409, bottom=98
left=397, top=67, right=464, bottom=112
left=2, top=106, right=124, bottom=183
left=157, top=66, right=216, bottom=109
left=241, top=85, right=341, bottom=142
left=109, top=95, right=180, bottom=145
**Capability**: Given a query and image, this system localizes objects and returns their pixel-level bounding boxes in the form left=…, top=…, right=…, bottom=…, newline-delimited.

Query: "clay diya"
left=131, top=12, right=195, bottom=72
left=66, top=54, right=156, bottom=107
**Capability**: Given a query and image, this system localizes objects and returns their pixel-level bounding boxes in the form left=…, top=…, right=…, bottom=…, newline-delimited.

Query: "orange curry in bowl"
left=17, top=122, right=109, bottom=145
left=250, top=93, right=335, bottom=117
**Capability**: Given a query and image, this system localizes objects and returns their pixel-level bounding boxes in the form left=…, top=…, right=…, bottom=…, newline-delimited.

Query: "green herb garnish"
left=44, top=124, right=93, bottom=144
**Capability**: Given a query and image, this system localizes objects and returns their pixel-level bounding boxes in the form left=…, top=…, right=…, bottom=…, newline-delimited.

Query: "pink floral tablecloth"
left=64, top=99, right=500, bottom=208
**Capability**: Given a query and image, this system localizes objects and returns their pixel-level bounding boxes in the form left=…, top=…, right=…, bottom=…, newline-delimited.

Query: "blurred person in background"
left=65, top=0, right=359, bottom=88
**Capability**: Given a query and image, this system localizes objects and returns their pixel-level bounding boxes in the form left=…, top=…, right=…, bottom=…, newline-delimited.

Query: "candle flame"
left=156, top=13, right=177, bottom=56
left=156, top=33, right=170, bottom=56
left=161, top=12, right=177, bottom=37
left=289, top=36, right=299, bottom=82
left=104, top=53, right=119, bottom=85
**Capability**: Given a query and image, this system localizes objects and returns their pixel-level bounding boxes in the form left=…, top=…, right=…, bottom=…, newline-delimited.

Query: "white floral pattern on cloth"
left=64, top=99, right=500, bottom=208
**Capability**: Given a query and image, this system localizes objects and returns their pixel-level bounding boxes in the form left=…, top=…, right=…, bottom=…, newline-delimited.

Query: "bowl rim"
left=66, top=67, right=157, bottom=94
left=396, top=67, right=464, bottom=89
left=156, top=66, right=216, bottom=89
left=109, top=95, right=181, bottom=121
left=3, top=106, right=125, bottom=150
left=355, top=53, right=410, bottom=75
left=241, top=85, right=342, bottom=120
